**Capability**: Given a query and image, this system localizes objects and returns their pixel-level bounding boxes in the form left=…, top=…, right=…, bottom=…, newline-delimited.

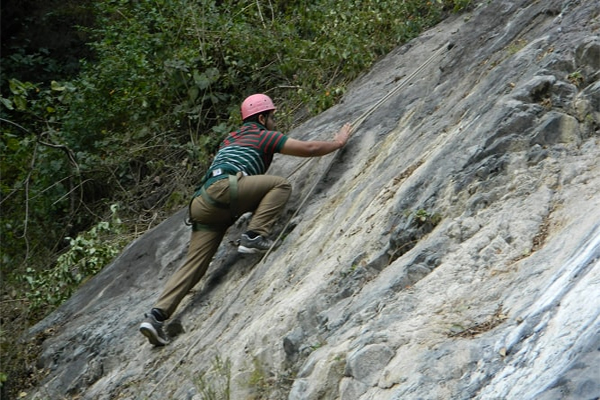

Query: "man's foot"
left=238, top=233, right=274, bottom=254
left=140, top=313, right=170, bottom=346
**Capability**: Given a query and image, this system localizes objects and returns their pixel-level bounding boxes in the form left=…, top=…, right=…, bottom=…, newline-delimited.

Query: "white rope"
left=283, top=41, right=450, bottom=180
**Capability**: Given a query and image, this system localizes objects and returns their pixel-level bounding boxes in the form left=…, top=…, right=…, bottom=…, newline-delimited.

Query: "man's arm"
left=280, top=123, right=352, bottom=157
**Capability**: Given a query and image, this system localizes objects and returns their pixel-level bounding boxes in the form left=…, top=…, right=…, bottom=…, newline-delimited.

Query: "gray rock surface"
left=23, top=1, right=600, bottom=399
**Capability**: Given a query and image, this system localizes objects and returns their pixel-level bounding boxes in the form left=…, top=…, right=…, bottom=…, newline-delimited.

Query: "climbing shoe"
left=238, top=233, right=274, bottom=254
left=140, top=313, right=170, bottom=346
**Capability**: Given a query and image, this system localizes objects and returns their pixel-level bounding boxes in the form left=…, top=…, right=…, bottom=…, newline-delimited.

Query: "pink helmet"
left=241, top=94, right=276, bottom=120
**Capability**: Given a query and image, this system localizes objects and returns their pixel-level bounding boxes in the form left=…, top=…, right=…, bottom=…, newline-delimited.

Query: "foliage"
left=567, top=70, right=583, bottom=87
left=23, top=204, right=125, bottom=314
left=413, top=208, right=443, bottom=226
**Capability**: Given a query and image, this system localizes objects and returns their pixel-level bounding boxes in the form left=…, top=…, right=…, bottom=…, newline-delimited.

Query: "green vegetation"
left=406, top=208, right=443, bottom=226
left=248, top=356, right=270, bottom=398
left=0, top=0, right=471, bottom=397
left=567, top=70, right=584, bottom=87
left=195, top=355, right=232, bottom=400
left=24, top=204, right=125, bottom=316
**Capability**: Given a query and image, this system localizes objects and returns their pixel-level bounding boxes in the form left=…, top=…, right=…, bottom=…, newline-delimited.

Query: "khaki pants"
left=154, top=174, right=291, bottom=318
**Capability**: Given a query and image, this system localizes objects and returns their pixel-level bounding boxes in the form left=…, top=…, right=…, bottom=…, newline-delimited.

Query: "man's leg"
left=154, top=228, right=225, bottom=318
left=154, top=183, right=234, bottom=318
left=140, top=227, right=224, bottom=346
left=141, top=185, right=232, bottom=345
left=235, top=175, right=291, bottom=254
left=237, top=174, right=291, bottom=237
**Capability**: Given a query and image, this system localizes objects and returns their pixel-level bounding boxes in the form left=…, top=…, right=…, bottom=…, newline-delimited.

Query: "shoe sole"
left=140, top=323, right=169, bottom=346
left=238, top=245, right=267, bottom=254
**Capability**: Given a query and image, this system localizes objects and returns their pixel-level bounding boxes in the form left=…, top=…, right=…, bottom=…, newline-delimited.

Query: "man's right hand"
left=334, top=123, right=352, bottom=148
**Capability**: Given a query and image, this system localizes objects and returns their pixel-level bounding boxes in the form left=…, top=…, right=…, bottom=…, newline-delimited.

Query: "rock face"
left=24, top=1, right=599, bottom=399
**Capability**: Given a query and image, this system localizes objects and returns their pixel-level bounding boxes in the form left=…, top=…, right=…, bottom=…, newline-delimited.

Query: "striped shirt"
left=203, top=122, right=288, bottom=186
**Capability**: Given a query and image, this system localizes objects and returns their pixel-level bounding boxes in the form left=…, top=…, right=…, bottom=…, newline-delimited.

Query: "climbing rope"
left=147, top=41, right=452, bottom=398
left=283, top=41, right=452, bottom=181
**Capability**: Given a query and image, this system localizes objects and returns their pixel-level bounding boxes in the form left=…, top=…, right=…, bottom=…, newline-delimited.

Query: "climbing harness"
left=187, top=173, right=240, bottom=231
left=147, top=41, right=453, bottom=398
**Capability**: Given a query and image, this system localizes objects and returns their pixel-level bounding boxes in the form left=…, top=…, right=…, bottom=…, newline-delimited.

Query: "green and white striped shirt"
left=203, top=122, right=288, bottom=187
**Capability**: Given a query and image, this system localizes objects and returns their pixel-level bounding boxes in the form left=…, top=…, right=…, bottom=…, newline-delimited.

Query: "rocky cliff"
left=23, top=1, right=599, bottom=399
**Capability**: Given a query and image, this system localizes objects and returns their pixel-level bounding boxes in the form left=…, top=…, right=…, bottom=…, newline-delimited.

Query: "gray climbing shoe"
left=238, top=233, right=274, bottom=254
left=140, top=313, right=170, bottom=346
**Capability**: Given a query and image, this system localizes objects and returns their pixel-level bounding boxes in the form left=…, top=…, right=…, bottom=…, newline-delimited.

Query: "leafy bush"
left=24, top=204, right=125, bottom=313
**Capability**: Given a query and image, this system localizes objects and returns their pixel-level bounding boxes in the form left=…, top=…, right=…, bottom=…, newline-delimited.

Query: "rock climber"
left=140, top=93, right=352, bottom=345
